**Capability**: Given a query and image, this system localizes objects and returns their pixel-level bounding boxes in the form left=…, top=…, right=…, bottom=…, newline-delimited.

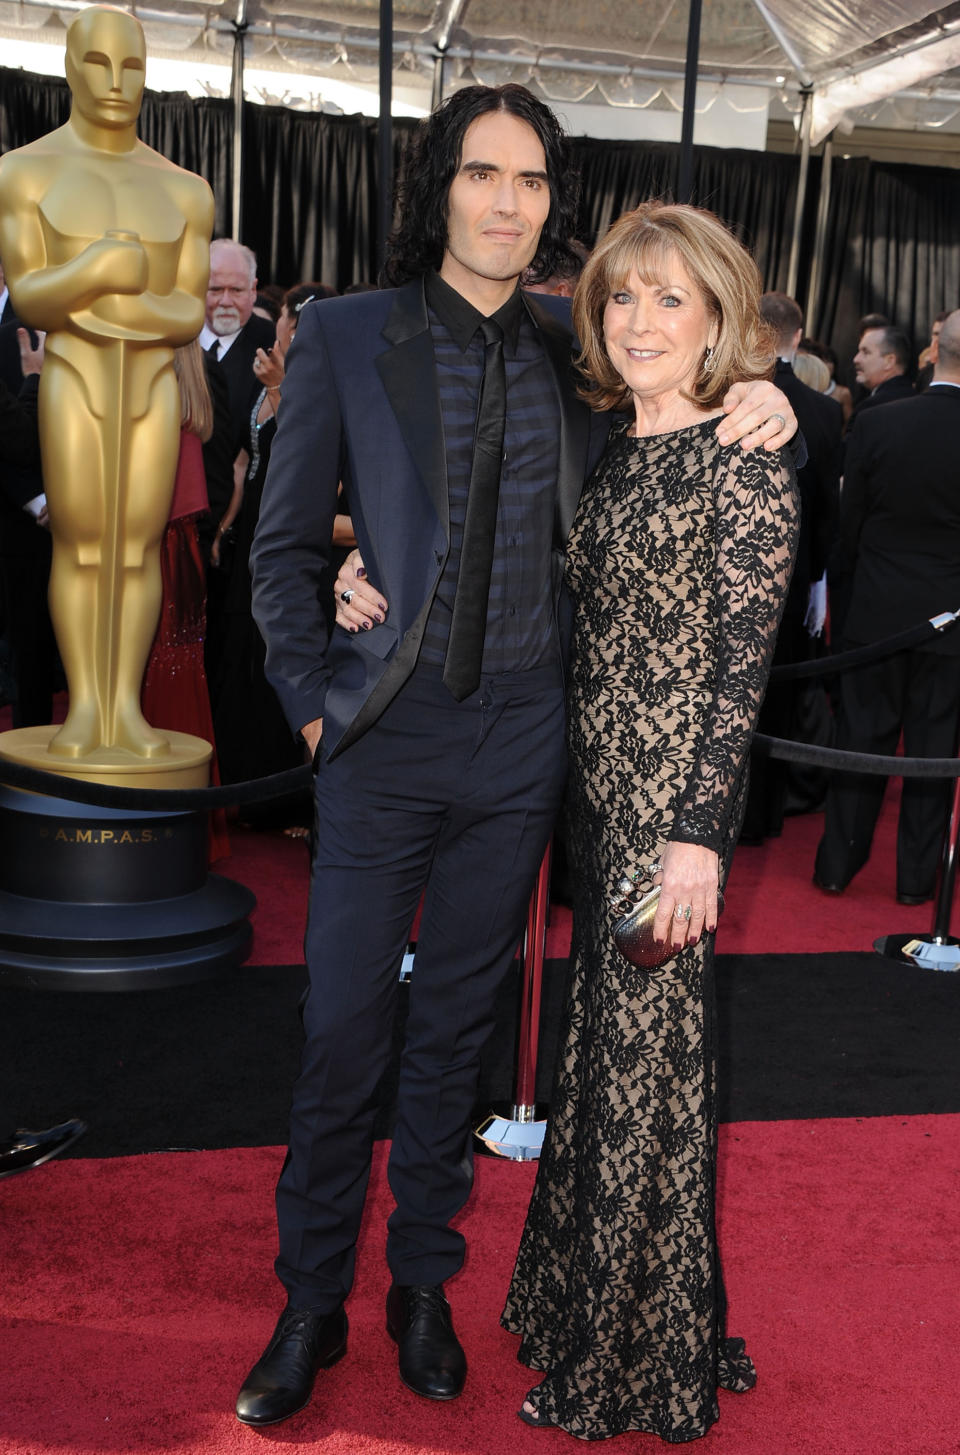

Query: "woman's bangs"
left=605, top=227, right=687, bottom=297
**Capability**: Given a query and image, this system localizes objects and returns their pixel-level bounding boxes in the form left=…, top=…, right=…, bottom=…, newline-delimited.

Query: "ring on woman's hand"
left=674, top=903, right=691, bottom=921
left=341, top=588, right=355, bottom=606
left=767, top=412, right=787, bottom=432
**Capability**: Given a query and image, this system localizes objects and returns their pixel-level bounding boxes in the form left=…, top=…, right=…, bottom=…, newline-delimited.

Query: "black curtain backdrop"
left=568, top=136, right=803, bottom=297
left=239, top=106, right=417, bottom=290
left=1, top=64, right=956, bottom=362
left=813, top=156, right=960, bottom=386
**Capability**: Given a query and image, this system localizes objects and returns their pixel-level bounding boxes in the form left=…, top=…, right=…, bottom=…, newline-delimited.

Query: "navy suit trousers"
left=275, top=660, right=567, bottom=1310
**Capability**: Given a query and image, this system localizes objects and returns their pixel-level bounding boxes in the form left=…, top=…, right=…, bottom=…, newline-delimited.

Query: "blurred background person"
left=800, top=337, right=853, bottom=425
left=848, top=322, right=913, bottom=431
left=210, top=283, right=353, bottom=833
left=0, top=324, right=59, bottom=729
left=815, top=309, right=960, bottom=903
left=741, top=294, right=842, bottom=842
left=916, top=309, right=951, bottom=389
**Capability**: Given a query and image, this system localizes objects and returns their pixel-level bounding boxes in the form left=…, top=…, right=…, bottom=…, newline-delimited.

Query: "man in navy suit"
left=816, top=309, right=960, bottom=901
left=240, top=84, right=796, bottom=1428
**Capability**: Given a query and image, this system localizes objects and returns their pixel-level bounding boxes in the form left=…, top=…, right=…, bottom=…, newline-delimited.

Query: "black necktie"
left=206, top=339, right=221, bottom=360
left=443, top=317, right=507, bottom=701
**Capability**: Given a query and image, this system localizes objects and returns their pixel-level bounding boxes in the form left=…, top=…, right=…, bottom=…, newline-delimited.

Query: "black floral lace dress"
left=501, top=416, right=799, bottom=1443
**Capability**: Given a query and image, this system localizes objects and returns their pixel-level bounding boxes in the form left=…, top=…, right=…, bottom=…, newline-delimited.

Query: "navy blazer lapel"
left=375, top=278, right=449, bottom=535
left=523, top=293, right=590, bottom=543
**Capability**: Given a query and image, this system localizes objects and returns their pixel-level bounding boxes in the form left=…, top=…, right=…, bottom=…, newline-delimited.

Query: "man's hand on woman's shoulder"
left=716, top=380, right=796, bottom=452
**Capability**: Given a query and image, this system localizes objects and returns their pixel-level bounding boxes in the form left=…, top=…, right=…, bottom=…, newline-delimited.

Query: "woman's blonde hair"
left=173, top=337, right=214, bottom=442
left=792, top=350, right=831, bottom=393
left=573, top=201, right=775, bottom=413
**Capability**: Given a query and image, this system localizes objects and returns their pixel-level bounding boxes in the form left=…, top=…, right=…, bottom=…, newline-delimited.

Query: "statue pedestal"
left=0, top=729, right=255, bottom=991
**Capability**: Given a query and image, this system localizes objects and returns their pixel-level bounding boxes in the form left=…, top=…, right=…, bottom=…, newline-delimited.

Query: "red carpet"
left=223, top=778, right=947, bottom=966
left=3, top=1116, right=957, bottom=1454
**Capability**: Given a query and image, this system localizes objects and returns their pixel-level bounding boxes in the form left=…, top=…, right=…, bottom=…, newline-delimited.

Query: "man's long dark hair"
left=383, top=84, right=581, bottom=287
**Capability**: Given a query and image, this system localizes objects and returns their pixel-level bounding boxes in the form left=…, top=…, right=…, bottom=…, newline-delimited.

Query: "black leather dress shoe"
left=897, top=891, right=933, bottom=906
left=812, top=873, right=845, bottom=895
left=235, top=1305, right=348, bottom=1426
left=0, top=1120, right=87, bottom=1179
left=386, top=1282, right=466, bottom=1401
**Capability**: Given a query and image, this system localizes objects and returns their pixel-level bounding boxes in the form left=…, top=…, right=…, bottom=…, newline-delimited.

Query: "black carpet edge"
left=1, top=952, right=956, bottom=1159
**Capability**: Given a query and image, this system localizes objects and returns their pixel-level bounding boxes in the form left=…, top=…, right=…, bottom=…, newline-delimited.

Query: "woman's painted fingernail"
left=350, top=625, right=358, bottom=633
left=374, top=613, right=383, bottom=623
left=362, top=620, right=371, bottom=630
left=356, top=566, right=366, bottom=578
left=378, top=601, right=387, bottom=612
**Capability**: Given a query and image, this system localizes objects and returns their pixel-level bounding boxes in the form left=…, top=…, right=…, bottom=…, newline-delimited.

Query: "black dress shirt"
left=418, top=271, right=561, bottom=677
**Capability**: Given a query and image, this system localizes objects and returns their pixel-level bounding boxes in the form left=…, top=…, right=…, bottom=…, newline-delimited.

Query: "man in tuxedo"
left=741, top=293, right=843, bottom=841
left=847, top=323, right=914, bottom=431
left=241, top=84, right=797, bottom=1428
left=815, top=309, right=960, bottom=902
left=199, top=238, right=275, bottom=494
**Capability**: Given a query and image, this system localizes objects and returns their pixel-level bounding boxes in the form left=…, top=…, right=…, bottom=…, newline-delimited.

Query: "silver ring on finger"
left=341, top=589, right=355, bottom=605
left=767, top=412, right=786, bottom=432
left=674, top=902, right=691, bottom=921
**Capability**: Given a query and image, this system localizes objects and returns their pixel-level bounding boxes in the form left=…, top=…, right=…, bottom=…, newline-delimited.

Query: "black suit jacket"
left=251, top=279, right=609, bottom=759
left=214, top=314, right=277, bottom=457
left=0, top=371, right=45, bottom=564
left=0, top=293, right=16, bottom=328
left=838, top=384, right=960, bottom=654
left=846, top=372, right=915, bottom=433
left=774, top=361, right=842, bottom=606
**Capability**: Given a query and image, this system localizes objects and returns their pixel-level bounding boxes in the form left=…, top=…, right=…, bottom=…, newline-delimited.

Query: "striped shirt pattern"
left=418, top=275, right=562, bottom=679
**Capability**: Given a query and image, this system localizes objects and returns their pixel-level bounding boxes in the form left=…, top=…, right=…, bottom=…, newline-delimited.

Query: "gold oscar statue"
left=0, top=5, right=215, bottom=787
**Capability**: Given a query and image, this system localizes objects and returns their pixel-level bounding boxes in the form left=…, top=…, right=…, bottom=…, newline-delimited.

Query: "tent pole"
left=677, top=0, right=702, bottom=204
left=230, top=6, right=247, bottom=241
left=786, top=86, right=812, bottom=299
left=804, top=136, right=833, bottom=339
left=431, top=49, right=446, bottom=109
left=377, top=0, right=393, bottom=276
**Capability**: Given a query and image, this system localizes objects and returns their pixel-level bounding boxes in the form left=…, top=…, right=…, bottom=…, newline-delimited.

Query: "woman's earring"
left=703, top=345, right=717, bottom=375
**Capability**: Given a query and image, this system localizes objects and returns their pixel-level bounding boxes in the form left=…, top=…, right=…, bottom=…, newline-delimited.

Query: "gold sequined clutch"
left=611, top=869, right=724, bottom=968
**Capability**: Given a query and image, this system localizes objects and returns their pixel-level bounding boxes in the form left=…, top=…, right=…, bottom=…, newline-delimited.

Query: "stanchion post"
left=512, top=841, right=551, bottom=1119
left=874, top=745, right=960, bottom=971
left=931, top=775, right=960, bottom=943
left=475, top=844, right=552, bottom=1159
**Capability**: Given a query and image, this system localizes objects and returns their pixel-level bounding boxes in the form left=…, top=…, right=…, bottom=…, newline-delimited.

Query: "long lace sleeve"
left=670, top=445, right=800, bottom=853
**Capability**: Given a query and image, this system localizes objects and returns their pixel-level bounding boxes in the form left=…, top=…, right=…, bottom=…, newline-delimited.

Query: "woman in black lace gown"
left=501, top=203, right=800, bottom=1443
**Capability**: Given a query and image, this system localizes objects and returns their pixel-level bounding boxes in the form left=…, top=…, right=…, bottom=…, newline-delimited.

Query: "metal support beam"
left=751, top=0, right=813, bottom=87
left=804, top=136, right=833, bottom=339
left=229, top=6, right=248, bottom=240
left=429, top=0, right=466, bottom=109
left=786, top=86, right=812, bottom=300
left=677, top=0, right=702, bottom=204
left=431, top=49, right=446, bottom=110
left=377, top=0, right=393, bottom=275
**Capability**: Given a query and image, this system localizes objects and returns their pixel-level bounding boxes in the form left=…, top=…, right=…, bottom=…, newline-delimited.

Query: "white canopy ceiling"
left=3, top=0, right=960, bottom=141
